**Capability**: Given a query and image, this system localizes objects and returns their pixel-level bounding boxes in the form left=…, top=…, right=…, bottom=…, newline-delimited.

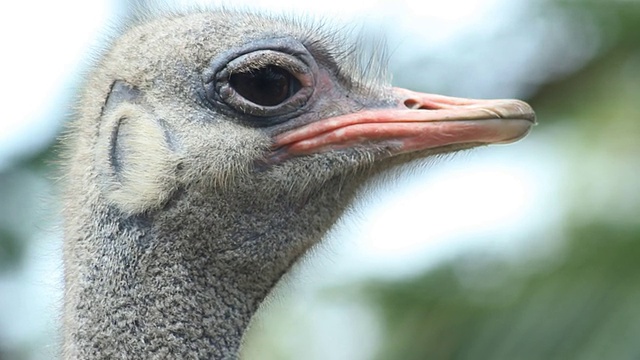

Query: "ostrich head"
left=61, top=10, right=535, bottom=359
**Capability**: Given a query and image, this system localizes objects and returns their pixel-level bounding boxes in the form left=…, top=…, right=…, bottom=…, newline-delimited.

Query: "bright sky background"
left=0, top=2, right=112, bottom=169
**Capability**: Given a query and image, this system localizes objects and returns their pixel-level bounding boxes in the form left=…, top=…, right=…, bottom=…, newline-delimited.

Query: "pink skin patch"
left=272, top=87, right=535, bottom=160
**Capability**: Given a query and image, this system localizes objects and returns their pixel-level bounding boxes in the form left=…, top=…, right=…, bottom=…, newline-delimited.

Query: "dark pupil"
left=229, top=65, right=301, bottom=107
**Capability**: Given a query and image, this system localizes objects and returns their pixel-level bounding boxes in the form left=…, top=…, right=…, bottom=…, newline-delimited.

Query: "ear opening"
left=95, top=81, right=180, bottom=215
left=102, top=80, right=142, bottom=116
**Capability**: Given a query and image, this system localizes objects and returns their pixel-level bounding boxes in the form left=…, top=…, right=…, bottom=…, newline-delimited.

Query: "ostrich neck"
left=62, top=183, right=355, bottom=359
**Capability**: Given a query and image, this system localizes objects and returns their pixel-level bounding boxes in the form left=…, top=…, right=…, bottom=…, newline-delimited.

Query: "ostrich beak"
left=273, top=87, right=536, bottom=158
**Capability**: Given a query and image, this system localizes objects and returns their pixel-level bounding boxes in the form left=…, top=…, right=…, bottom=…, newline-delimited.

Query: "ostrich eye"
left=205, top=43, right=317, bottom=121
left=229, top=65, right=302, bottom=107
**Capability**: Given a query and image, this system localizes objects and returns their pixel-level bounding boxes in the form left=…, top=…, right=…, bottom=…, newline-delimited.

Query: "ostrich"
left=60, top=9, right=535, bottom=359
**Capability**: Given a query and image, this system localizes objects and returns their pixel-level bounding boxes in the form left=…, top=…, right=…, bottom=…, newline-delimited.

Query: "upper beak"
left=273, top=87, right=536, bottom=159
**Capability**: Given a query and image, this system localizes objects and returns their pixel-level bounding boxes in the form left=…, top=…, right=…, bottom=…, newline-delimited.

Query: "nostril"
left=403, top=99, right=436, bottom=110
left=404, top=99, right=421, bottom=109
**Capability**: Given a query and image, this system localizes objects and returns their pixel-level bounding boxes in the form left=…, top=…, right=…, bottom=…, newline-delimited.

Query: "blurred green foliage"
left=365, top=1, right=640, bottom=359
left=0, top=228, right=22, bottom=271
left=0, top=147, right=57, bottom=271
left=367, top=223, right=640, bottom=360
left=532, top=0, right=640, bottom=125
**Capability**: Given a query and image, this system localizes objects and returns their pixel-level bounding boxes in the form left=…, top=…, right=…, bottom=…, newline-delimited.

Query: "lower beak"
left=273, top=87, right=536, bottom=158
